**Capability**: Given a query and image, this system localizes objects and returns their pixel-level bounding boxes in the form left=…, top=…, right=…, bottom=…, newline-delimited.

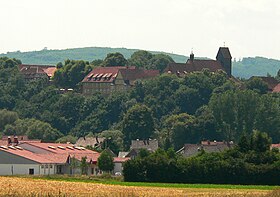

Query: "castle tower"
left=216, top=47, right=232, bottom=77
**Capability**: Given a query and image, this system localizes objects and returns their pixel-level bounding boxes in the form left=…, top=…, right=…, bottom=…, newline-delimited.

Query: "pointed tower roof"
left=216, top=47, right=232, bottom=59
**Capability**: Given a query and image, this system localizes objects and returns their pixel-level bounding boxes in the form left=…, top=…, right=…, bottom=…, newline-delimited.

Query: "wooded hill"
left=1, top=47, right=280, bottom=78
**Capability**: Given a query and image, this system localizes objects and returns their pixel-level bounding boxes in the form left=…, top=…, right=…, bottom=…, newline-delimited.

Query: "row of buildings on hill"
left=17, top=47, right=280, bottom=95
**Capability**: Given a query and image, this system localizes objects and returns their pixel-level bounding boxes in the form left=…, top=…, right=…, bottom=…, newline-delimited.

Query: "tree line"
left=123, top=131, right=280, bottom=185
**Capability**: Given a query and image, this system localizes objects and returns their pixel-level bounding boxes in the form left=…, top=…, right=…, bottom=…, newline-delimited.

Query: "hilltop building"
left=18, top=64, right=57, bottom=81
left=165, top=47, right=232, bottom=77
left=82, top=66, right=159, bottom=96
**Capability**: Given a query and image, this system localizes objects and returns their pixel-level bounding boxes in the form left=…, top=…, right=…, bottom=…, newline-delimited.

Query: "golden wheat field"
left=0, top=176, right=278, bottom=197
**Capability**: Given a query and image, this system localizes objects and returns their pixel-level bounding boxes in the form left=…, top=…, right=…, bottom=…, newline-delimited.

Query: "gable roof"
left=82, top=66, right=159, bottom=83
left=178, top=141, right=233, bottom=157
left=166, top=59, right=225, bottom=76
left=130, top=139, right=158, bottom=152
left=75, top=137, right=105, bottom=147
left=19, top=64, right=57, bottom=78
left=0, top=146, right=69, bottom=164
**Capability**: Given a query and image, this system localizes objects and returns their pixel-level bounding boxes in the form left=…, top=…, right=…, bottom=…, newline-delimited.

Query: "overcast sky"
left=0, top=0, right=279, bottom=60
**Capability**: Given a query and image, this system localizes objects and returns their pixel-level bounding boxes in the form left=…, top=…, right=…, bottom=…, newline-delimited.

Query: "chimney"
left=7, top=136, right=12, bottom=146
left=14, top=136, right=19, bottom=146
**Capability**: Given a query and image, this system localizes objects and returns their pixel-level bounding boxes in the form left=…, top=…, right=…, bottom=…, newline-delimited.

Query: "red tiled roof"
left=0, top=147, right=69, bottom=164
left=82, top=66, right=129, bottom=83
left=120, top=68, right=159, bottom=81
left=23, top=142, right=98, bottom=154
left=19, top=64, right=56, bottom=77
left=82, top=66, right=159, bottom=83
left=272, top=83, right=280, bottom=93
left=166, top=59, right=225, bottom=76
left=271, top=144, right=280, bottom=148
left=113, top=157, right=130, bottom=163
left=42, top=67, right=57, bottom=77
left=0, top=142, right=101, bottom=164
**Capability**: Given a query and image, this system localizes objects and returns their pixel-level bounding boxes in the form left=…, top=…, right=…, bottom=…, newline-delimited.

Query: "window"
left=50, top=165, right=53, bottom=169
left=29, top=169, right=34, bottom=175
left=45, top=165, right=48, bottom=169
left=41, top=165, right=44, bottom=169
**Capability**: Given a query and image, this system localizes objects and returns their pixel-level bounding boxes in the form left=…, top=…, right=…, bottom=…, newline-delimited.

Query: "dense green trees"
left=0, top=109, right=19, bottom=131
left=128, top=50, right=174, bottom=72
left=210, top=90, right=280, bottom=142
left=0, top=53, right=279, bottom=153
left=102, top=52, right=127, bottom=67
left=245, top=77, right=269, bottom=94
left=122, top=104, right=155, bottom=147
left=4, top=118, right=62, bottom=142
left=123, top=136, right=280, bottom=184
left=53, top=60, right=92, bottom=88
left=97, top=150, right=114, bottom=173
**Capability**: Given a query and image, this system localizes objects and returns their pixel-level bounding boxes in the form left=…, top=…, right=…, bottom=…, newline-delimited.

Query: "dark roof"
left=250, top=76, right=279, bottom=90
left=120, top=68, right=159, bottom=81
left=18, top=64, right=57, bottom=77
left=178, top=141, right=233, bottom=157
left=216, top=47, right=232, bottom=59
left=166, top=59, right=225, bottom=76
left=130, top=139, right=158, bottom=152
left=75, top=137, right=105, bottom=147
left=82, top=66, right=159, bottom=83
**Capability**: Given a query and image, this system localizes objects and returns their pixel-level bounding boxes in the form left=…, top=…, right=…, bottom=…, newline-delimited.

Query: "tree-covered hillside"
left=0, top=47, right=187, bottom=65
left=1, top=47, right=280, bottom=78
left=233, top=57, right=280, bottom=78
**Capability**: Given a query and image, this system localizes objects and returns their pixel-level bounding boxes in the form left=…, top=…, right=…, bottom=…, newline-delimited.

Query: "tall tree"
left=122, top=104, right=155, bottom=147
left=102, top=52, right=127, bottom=67
left=128, top=50, right=153, bottom=68
left=98, top=150, right=114, bottom=173
left=53, top=60, right=92, bottom=88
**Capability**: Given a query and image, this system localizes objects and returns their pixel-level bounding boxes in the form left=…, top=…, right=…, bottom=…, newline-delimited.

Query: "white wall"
left=0, top=164, right=58, bottom=175
left=113, top=162, right=123, bottom=174
left=0, top=164, right=40, bottom=175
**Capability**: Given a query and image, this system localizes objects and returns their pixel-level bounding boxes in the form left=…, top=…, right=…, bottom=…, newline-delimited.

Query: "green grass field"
left=31, top=175, right=279, bottom=190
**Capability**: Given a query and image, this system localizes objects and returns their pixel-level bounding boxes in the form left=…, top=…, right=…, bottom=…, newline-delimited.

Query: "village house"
left=75, top=136, right=105, bottom=148
left=177, top=140, right=234, bottom=158
left=18, top=64, right=57, bottom=81
left=249, top=76, right=279, bottom=92
left=82, top=66, right=159, bottom=96
left=0, top=138, right=129, bottom=176
left=124, top=139, right=159, bottom=159
left=165, top=47, right=232, bottom=77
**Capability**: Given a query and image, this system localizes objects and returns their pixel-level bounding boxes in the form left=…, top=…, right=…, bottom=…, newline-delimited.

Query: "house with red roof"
left=272, top=83, right=280, bottom=93
left=0, top=141, right=129, bottom=175
left=165, top=47, right=232, bottom=77
left=82, top=66, right=159, bottom=96
left=249, top=76, right=279, bottom=92
left=18, top=64, right=57, bottom=81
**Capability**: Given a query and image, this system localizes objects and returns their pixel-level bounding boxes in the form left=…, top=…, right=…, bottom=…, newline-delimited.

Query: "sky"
left=0, top=0, right=280, bottom=60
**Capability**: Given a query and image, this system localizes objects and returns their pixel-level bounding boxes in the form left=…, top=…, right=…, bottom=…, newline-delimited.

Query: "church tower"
left=216, top=47, right=232, bottom=77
